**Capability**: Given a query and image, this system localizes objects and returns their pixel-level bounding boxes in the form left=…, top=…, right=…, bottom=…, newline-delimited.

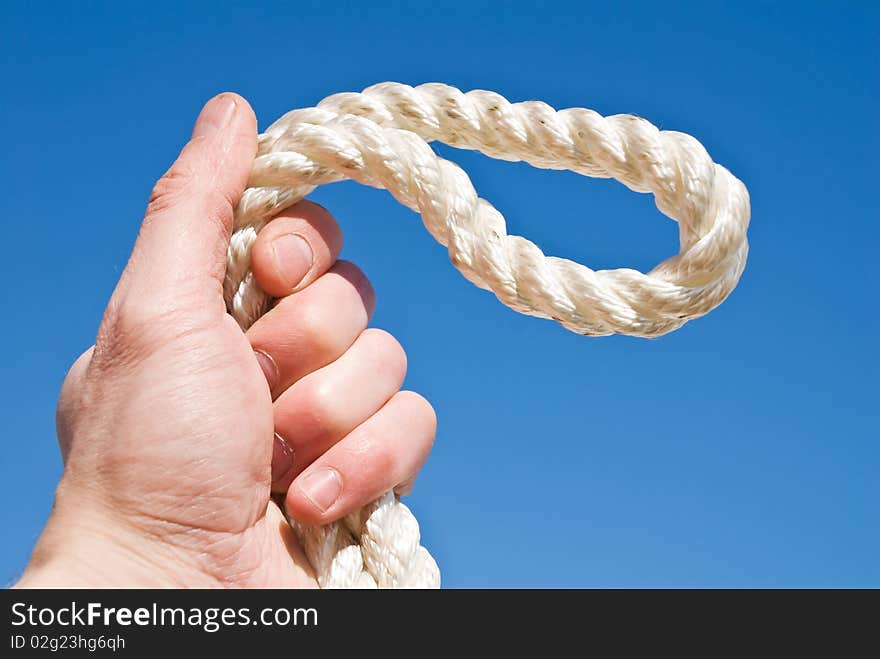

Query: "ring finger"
left=247, top=260, right=376, bottom=399
left=271, top=328, right=407, bottom=492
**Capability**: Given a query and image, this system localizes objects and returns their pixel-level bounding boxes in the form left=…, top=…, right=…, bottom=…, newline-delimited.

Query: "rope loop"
left=224, top=83, right=751, bottom=587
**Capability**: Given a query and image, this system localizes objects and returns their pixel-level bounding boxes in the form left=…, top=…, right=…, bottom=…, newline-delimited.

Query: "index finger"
left=250, top=200, right=344, bottom=298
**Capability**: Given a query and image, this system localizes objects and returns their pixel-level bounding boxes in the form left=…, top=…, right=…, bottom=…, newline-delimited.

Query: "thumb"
left=121, top=93, right=257, bottom=310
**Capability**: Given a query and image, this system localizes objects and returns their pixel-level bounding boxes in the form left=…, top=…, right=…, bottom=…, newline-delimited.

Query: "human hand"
left=16, top=93, right=436, bottom=588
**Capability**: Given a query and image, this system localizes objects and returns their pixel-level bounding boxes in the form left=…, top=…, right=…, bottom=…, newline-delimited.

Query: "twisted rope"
left=224, top=82, right=751, bottom=588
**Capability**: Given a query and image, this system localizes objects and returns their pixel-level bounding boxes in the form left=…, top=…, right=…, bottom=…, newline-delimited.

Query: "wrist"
left=16, top=481, right=222, bottom=588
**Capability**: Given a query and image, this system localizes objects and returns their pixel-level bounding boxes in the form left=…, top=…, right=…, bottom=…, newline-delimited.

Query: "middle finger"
left=270, top=328, right=407, bottom=492
left=247, top=260, right=375, bottom=399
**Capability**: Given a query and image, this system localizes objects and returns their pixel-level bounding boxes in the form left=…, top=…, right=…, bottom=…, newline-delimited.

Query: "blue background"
left=1, top=1, right=877, bottom=587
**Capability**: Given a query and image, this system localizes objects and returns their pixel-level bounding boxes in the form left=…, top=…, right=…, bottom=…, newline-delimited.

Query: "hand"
left=17, top=94, right=436, bottom=588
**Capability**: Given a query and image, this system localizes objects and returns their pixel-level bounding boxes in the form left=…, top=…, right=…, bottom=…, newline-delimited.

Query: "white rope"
left=224, top=82, right=751, bottom=588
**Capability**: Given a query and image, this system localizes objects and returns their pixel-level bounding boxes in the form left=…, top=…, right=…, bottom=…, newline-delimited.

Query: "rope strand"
left=226, top=82, right=750, bottom=588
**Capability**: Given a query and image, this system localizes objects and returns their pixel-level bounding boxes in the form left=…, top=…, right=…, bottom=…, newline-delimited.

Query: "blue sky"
left=1, top=1, right=877, bottom=587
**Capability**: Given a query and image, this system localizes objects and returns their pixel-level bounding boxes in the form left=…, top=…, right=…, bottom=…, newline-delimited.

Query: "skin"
left=16, top=93, right=436, bottom=588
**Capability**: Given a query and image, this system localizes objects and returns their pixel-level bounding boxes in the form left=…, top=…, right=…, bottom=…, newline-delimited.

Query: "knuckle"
left=147, top=167, right=234, bottom=240
left=302, top=381, right=338, bottom=429
left=362, top=432, right=397, bottom=481
left=361, top=328, right=407, bottom=379
left=330, top=260, right=375, bottom=306
left=147, top=165, right=195, bottom=216
left=296, top=200, right=343, bottom=241
left=295, top=300, right=342, bottom=357
left=200, top=186, right=236, bottom=236
left=345, top=422, right=396, bottom=477
left=398, top=390, right=438, bottom=439
left=56, top=348, right=95, bottom=455
left=332, top=259, right=366, bottom=283
left=109, top=296, right=169, bottom=340
left=58, top=347, right=92, bottom=400
left=295, top=200, right=334, bottom=223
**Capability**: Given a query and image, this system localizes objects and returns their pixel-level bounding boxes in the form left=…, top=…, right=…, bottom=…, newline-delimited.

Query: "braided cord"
left=224, top=82, right=750, bottom=587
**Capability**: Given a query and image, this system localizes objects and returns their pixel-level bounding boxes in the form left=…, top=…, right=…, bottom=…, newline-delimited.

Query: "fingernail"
left=192, top=93, right=237, bottom=140
left=253, top=350, right=278, bottom=393
left=298, top=468, right=342, bottom=512
left=271, top=234, right=313, bottom=290
left=271, top=433, right=296, bottom=492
